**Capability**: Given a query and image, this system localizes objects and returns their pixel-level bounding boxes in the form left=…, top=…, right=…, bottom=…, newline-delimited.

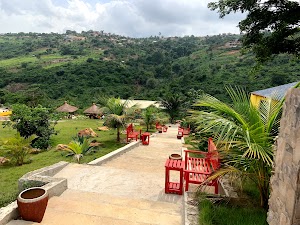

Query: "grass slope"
left=0, top=119, right=125, bottom=207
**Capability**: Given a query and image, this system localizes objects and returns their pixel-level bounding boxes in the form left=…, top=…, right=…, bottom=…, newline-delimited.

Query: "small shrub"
left=31, top=136, right=51, bottom=150
left=86, top=58, right=94, bottom=63
left=0, top=133, right=34, bottom=166
left=59, top=137, right=95, bottom=163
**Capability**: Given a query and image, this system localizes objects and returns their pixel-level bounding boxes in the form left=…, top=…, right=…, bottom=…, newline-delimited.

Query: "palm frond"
left=193, top=111, right=242, bottom=143
left=194, top=93, right=249, bottom=128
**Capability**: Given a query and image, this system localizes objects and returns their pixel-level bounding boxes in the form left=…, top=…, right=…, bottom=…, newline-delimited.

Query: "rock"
left=89, top=142, right=101, bottom=147
left=56, top=144, right=69, bottom=151
left=78, top=128, right=98, bottom=137
left=97, top=126, right=109, bottom=131
left=0, top=157, right=9, bottom=165
left=30, top=148, right=42, bottom=154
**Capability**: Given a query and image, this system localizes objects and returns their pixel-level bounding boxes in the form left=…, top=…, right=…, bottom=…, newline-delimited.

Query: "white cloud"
left=0, top=0, right=244, bottom=36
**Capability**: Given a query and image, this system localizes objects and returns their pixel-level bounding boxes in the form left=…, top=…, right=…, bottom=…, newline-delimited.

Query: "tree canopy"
left=208, top=0, right=300, bottom=61
left=0, top=32, right=300, bottom=107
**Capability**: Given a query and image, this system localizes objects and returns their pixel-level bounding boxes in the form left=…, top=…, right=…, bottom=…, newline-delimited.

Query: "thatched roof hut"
left=84, top=103, right=101, bottom=115
left=56, top=101, right=78, bottom=113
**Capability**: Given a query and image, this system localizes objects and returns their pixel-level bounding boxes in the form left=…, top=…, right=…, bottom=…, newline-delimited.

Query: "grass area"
left=199, top=199, right=267, bottom=225
left=197, top=177, right=267, bottom=225
left=0, top=56, right=37, bottom=68
left=0, top=119, right=126, bottom=207
left=0, top=49, right=103, bottom=70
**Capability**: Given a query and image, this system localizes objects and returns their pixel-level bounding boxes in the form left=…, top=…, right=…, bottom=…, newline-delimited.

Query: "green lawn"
left=0, top=119, right=126, bottom=207
left=199, top=199, right=267, bottom=225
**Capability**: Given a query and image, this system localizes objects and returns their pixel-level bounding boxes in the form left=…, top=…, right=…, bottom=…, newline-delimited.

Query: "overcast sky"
left=0, top=0, right=245, bottom=37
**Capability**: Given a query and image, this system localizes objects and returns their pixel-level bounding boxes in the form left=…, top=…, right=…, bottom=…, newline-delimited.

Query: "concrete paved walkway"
left=8, top=125, right=184, bottom=225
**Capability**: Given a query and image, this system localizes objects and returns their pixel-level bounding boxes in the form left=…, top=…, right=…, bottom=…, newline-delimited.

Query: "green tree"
left=8, top=104, right=56, bottom=149
left=191, top=87, right=283, bottom=209
left=99, top=97, right=133, bottom=142
left=208, top=0, right=300, bottom=61
left=142, top=105, right=157, bottom=131
left=159, top=94, right=185, bottom=123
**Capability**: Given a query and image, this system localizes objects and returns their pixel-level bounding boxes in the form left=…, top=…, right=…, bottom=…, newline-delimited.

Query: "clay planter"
left=17, top=187, right=49, bottom=223
left=169, top=153, right=182, bottom=160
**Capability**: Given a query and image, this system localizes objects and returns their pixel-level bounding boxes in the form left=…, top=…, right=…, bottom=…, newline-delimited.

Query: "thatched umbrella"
left=56, top=101, right=78, bottom=113
left=84, top=103, right=101, bottom=119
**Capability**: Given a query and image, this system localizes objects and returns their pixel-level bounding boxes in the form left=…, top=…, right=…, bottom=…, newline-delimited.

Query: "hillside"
left=0, top=31, right=299, bottom=108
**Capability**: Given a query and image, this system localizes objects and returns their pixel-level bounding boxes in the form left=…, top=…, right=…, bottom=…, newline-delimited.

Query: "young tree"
left=191, top=87, right=283, bottom=209
left=98, top=97, right=133, bottom=142
left=208, top=0, right=300, bottom=61
left=142, top=105, right=157, bottom=131
left=8, top=104, right=56, bottom=149
left=159, top=94, right=185, bottom=123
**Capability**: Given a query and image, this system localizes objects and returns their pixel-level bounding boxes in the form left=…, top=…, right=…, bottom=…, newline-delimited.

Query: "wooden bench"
left=156, top=122, right=168, bottom=133
left=178, top=126, right=190, bottom=135
left=156, top=122, right=162, bottom=132
left=184, top=138, right=220, bottom=193
left=126, top=123, right=140, bottom=142
left=183, top=127, right=190, bottom=135
left=177, top=127, right=184, bottom=139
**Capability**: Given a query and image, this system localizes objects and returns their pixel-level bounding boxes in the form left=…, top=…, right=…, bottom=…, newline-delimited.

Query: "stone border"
left=0, top=161, right=69, bottom=225
left=88, top=140, right=141, bottom=165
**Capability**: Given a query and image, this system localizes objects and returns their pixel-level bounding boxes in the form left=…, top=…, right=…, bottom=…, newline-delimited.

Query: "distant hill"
left=0, top=31, right=299, bottom=108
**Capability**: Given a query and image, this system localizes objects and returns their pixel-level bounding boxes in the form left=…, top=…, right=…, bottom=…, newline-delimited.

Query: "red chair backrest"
left=208, top=137, right=220, bottom=170
left=126, top=124, right=133, bottom=134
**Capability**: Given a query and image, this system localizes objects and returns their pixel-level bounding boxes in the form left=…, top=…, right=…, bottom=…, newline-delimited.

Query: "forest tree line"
left=0, top=31, right=299, bottom=109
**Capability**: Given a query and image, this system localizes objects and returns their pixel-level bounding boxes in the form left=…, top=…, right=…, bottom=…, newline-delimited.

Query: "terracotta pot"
left=17, top=187, right=49, bottom=223
left=169, top=153, right=182, bottom=160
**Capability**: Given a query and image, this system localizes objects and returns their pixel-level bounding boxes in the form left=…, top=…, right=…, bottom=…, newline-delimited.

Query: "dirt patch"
left=223, top=50, right=239, bottom=55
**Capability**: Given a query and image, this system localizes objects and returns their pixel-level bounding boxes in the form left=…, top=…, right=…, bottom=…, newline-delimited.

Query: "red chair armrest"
left=184, top=150, right=208, bottom=155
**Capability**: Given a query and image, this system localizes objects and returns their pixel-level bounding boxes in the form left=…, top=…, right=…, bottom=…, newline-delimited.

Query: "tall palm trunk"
left=256, top=163, right=271, bottom=209
left=117, top=126, right=121, bottom=142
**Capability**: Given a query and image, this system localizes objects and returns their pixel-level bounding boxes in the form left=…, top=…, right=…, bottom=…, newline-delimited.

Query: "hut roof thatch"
left=83, top=103, right=101, bottom=114
left=56, top=101, right=78, bottom=113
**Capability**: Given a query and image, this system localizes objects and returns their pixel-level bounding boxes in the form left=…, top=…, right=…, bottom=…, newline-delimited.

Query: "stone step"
left=60, top=189, right=181, bottom=215
left=44, top=194, right=181, bottom=225
left=6, top=209, right=152, bottom=225
left=7, top=192, right=182, bottom=225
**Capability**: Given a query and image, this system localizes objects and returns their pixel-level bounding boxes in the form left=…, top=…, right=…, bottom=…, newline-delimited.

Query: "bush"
left=86, top=58, right=94, bottom=63
left=8, top=104, right=57, bottom=149
left=0, top=133, right=34, bottom=166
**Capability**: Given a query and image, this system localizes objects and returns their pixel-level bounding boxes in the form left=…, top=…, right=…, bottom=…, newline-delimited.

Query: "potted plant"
left=17, top=187, right=49, bottom=222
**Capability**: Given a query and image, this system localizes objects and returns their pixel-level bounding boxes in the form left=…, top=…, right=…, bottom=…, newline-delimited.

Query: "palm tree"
left=191, top=87, right=283, bottom=209
left=142, top=105, right=157, bottom=131
left=99, top=97, right=133, bottom=142
left=61, top=138, right=94, bottom=163
left=159, top=94, right=185, bottom=123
